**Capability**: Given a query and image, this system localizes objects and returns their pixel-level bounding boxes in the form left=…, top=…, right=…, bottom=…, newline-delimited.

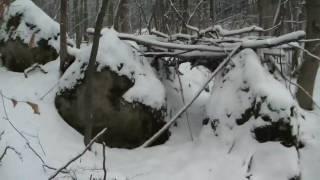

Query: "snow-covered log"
left=189, top=24, right=264, bottom=37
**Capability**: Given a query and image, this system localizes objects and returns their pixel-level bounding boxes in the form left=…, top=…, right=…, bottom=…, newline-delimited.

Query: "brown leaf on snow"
left=28, top=33, right=36, bottom=48
left=26, top=102, right=40, bottom=115
left=0, top=0, right=10, bottom=20
left=11, top=98, right=17, bottom=107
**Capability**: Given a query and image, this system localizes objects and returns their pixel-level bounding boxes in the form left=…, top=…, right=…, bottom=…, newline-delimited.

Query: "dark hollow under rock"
left=253, top=118, right=297, bottom=147
left=55, top=67, right=169, bottom=149
left=234, top=96, right=298, bottom=147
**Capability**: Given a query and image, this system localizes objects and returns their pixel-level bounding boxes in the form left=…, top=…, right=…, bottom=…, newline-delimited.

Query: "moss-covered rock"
left=55, top=67, right=169, bottom=149
left=0, top=38, right=58, bottom=72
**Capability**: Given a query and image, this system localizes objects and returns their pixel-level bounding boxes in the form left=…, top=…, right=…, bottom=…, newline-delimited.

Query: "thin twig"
left=102, top=142, right=107, bottom=180
left=0, top=146, right=22, bottom=162
left=40, top=81, right=60, bottom=100
left=0, top=91, right=60, bottom=172
left=187, top=0, right=205, bottom=25
left=269, top=59, right=320, bottom=110
left=24, top=63, right=48, bottom=78
left=288, top=43, right=320, bottom=62
left=48, top=128, right=107, bottom=180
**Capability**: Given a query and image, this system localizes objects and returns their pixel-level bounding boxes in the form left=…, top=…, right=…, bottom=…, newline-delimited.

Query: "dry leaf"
left=11, top=98, right=17, bottom=107
left=0, top=0, right=10, bottom=20
left=28, top=32, right=36, bottom=48
left=26, top=101, right=40, bottom=115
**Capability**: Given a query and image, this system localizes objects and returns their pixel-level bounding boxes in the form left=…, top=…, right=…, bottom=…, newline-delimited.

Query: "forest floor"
left=0, top=52, right=319, bottom=180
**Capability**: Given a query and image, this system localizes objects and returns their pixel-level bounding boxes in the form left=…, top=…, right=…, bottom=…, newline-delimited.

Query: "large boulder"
left=55, top=29, right=169, bottom=148
left=0, top=0, right=60, bottom=72
left=203, top=49, right=303, bottom=180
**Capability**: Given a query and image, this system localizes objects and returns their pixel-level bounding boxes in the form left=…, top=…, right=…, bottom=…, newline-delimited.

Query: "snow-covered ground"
left=1, top=1, right=320, bottom=179
left=0, top=47, right=320, bottom=180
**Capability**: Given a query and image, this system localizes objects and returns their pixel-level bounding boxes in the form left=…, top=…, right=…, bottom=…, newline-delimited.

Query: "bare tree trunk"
left=296, top=0, right=320, bottom=110
left=83, top=0, right=109, bottom=146
left=59, top=0, right=68, bottom=73
left=83, top=0, right=89, bottom=42
left=209, top=0, right=215, bottom=23
left=106, top=0, right=114, bottom=27
left=181, top=0, right=188, bottom=33
left=96, top=0, right=100, bottom=12
left=114, top=0, right=129, bottom=32
left=73, top=0, right=81, bottom=48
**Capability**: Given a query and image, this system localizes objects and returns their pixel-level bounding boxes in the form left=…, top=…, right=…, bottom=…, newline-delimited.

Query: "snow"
left=0, top=47, right=320, bottom=180
left=204, top=49, right=303, bottom=180
left=0, top=0, right=60, bottom=50
left=158, top=62, right=213, bottom=142
left=241, top=31, right=306, bottom=48
left=59, top=28, right=166, bottom=109
left=0, top=2, right=320, bottom=179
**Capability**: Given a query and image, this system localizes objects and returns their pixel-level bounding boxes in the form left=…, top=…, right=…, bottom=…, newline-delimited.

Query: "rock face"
left=55, top=66, right=169, bottom=149
left=0, top=0, right=60, bottom=72
left=0, top=38, right=58, bottom=72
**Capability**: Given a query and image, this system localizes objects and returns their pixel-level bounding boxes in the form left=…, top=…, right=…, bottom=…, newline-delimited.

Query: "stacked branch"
left=88, top=25, right=305, bottom=68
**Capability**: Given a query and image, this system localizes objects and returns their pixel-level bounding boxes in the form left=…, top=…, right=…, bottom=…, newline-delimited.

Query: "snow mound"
left=0, top=0, right=60, bottom=49
left=156, top=61, right=212, bottom=142
left=59, top=28, right=165, bottom=109
left=203, top=49, right=303, bottom=180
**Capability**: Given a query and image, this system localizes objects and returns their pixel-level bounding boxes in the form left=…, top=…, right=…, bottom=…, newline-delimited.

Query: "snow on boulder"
left=55, top=29, right=168, bottom=148
left=203, top=49, right=303, bottom=180
left=0, top=0, right=60, bottom=72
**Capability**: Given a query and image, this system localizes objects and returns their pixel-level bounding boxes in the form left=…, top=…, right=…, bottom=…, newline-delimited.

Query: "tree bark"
left=73, top=0, right=81, bottom=48
left=209, top=0, right=215, bottom=23
left=181, top=0, right=188, bottom=33
left=83, top=0, right=109, bottom=146
left=296, top=0, right=320, bottom=110
left=83, top=0, right=89, bottom=42
left=59, top=0, right=68, bottom=73
left=106, top=0, right=114, bottom=27
left=114, top=0, right=129, bottom=32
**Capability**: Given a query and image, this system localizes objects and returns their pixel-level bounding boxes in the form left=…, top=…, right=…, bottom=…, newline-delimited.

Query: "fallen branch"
left=48, top=128, right=107, bottom=180
left=0, top=146, right=22, bottom=163
left=24, top=63, right=48, bottom=78
left=288, top=43, right=320, bottom=62
left=118, top=33, right=231, bottom=53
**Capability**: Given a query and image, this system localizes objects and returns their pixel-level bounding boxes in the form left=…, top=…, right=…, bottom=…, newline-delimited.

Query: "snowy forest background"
left=0, top=0, right=320, bottom=180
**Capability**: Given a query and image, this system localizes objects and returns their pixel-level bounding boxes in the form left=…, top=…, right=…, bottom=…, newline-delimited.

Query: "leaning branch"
left=141, top=45, right=242, bottom=148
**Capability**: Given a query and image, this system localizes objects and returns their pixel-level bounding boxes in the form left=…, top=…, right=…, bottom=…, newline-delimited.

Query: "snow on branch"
left=118, top=33, right=231, bottom=53
left=187, top=24, right=264, bottom=37
left=242, top=31, right=306, bottom=48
